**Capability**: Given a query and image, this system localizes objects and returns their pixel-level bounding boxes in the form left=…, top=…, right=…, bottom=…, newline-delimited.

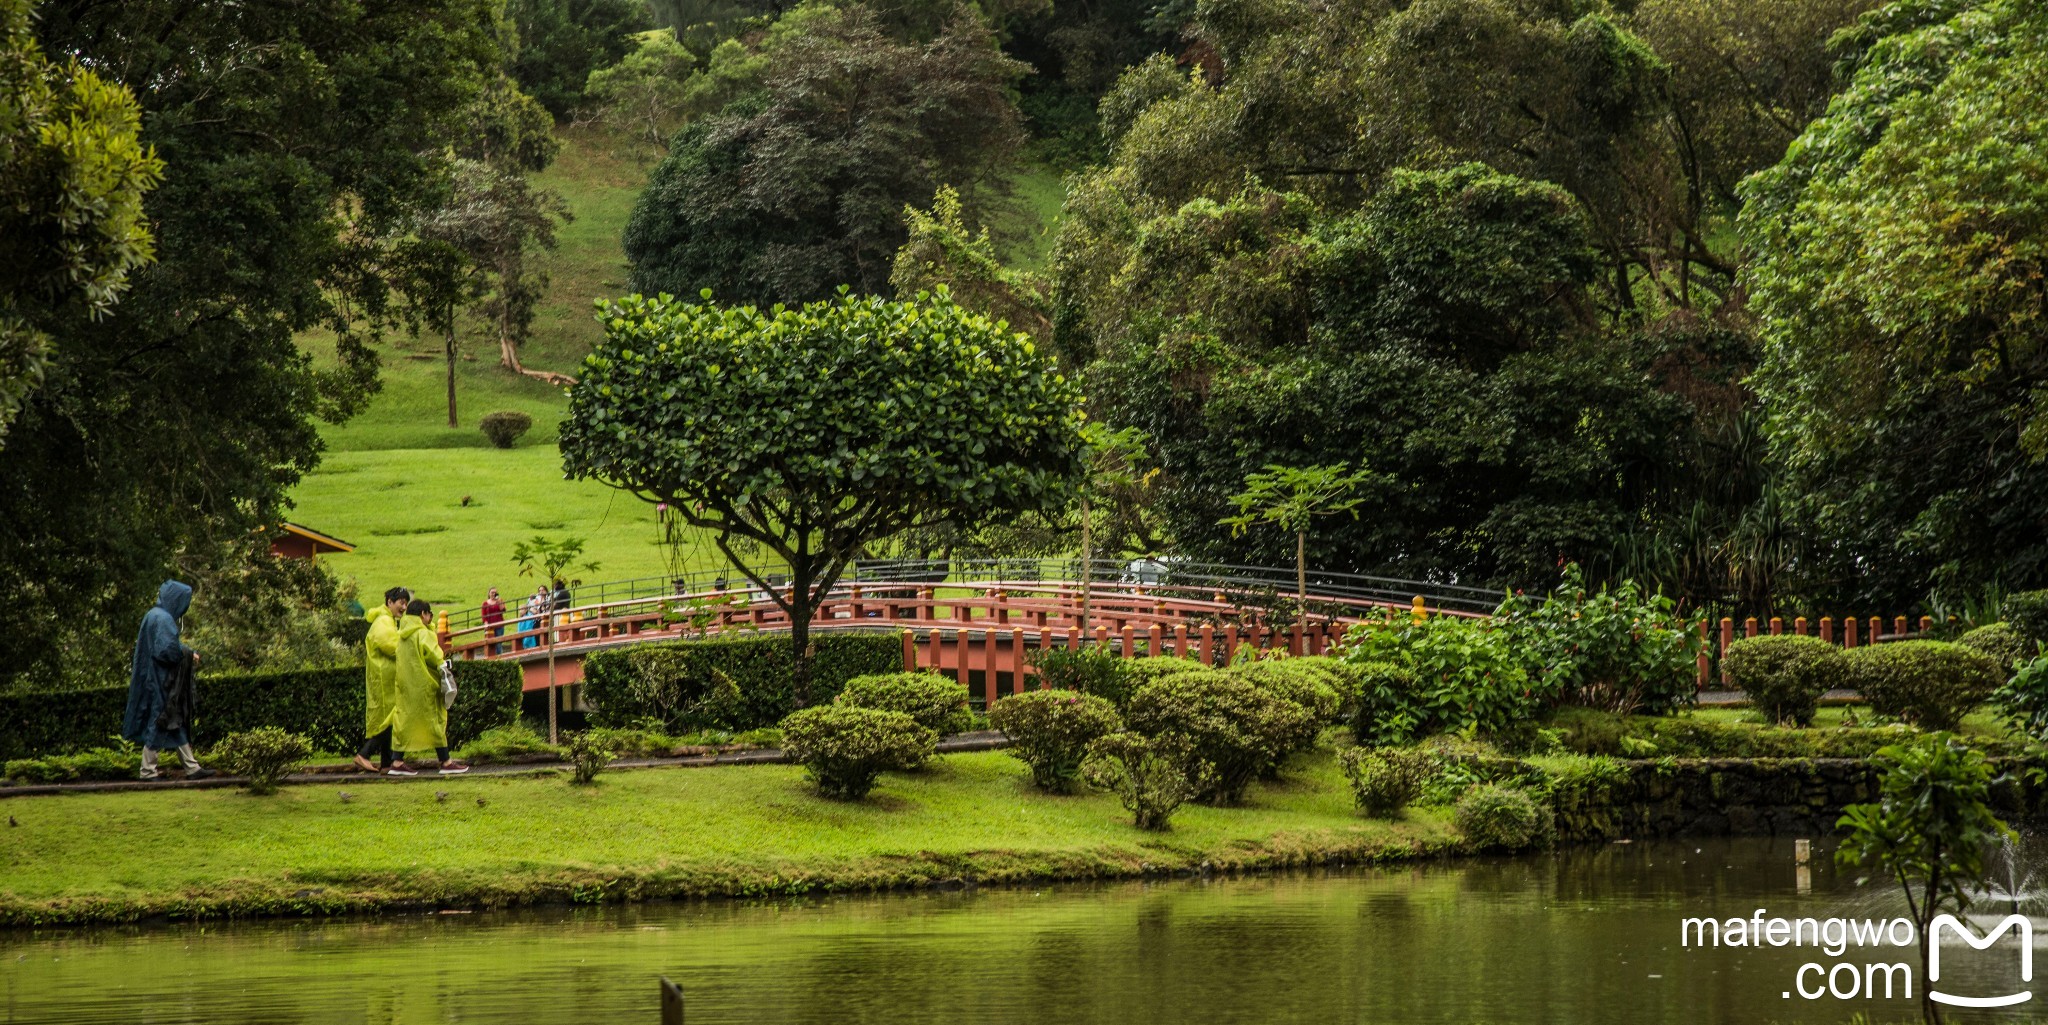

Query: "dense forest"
left=2, top=0, right=2044, bottom=689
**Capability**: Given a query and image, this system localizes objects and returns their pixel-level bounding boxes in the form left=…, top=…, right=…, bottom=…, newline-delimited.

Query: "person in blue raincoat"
left=123, top=581, right=218, bottom=781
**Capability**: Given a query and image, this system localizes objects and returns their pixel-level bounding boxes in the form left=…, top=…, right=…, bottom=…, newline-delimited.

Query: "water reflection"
left=0, top=837, right=2039, bottom=1025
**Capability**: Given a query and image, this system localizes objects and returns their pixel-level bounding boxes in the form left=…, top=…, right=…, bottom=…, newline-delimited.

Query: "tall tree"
left=1739, top=0, right=2048, bottom=602
left=559, top=289, right=1085, bottom=702
left=0, top=0, right=161, bottom=448
left=506, top=0, right=649, bottom=117
left=0, top=0, right=498, bottom=687
left=623, top=4, right=1027, bottom=304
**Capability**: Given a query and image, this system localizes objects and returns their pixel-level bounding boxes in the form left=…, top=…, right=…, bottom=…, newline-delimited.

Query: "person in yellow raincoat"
left=392, top=599, right=469, bottom=775
left=354, top=587, right=411, bottom=774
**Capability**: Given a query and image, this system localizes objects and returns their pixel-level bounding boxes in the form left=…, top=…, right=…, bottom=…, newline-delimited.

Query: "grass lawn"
left=286, top=128, right=1075, bottom=605
left=1680, top=704, right=2016, bottom=741
left=0, top=750, right=1456, bottom=925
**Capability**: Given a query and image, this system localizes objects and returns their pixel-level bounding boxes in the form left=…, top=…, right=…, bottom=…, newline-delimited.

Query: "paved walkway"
left=1695, top=688, right=1859, bottom=706
left=0, top=732, right=1012, bottom=799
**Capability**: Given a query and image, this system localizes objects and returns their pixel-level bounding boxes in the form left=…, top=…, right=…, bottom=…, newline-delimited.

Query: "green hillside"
left=289, top=128, right=1066, bottom=608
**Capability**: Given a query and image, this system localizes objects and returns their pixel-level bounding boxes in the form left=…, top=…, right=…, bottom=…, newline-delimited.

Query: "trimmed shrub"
left=836, top=672, right=973, bottom=735
left=1342, top=610, right=1535, bottom=742
left=2002, top=590, right=2048, bottom=649
left=779, top=705, right=936, bottom=800
left=1846, top=641, right=2001, bottom=731
left=478, top=410, right=534, bottom=448
left=1027, top=644, right=1130, bottom=705
left=1723, top=635, right=1850, bottom=726
left=565, top=729, right=619, bottom=784
left=1123, top=670, right=1314, bottom=804
left=987, top=689, right=1123, bottom=791
left=0, top=660, right=521, bottom=761
left=4, top=745, right=141, bottom=784
left=1338, top=746, right=1439, bottom=817
left=1230, top=658, right=1344, bottom=722
left=582, top=632, right=902, bottom=733
left=1455, top=783, right=1551, bottom=850
left=1082, top=731, right=1211, bottom=830
left=1494, top=565, right=1702, bottom=715
left=1958, top=622, right=2037, bottom=678
left=210, top=727, right=312, bottom=795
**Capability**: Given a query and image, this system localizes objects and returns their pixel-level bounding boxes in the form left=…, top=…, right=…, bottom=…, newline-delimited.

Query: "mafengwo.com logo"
left=1680, top=910, right=2033, bottom=1006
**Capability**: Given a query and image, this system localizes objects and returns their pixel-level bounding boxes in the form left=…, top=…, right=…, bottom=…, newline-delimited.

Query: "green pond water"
left=3, top=837, right=2043, bottom=1024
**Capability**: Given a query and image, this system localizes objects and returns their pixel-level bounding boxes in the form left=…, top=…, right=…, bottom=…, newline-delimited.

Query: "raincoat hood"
left=156, top=580, right=193, bottom=620
left=366, top=605, right=391, bottom=626
left=397, top=616, right=427, bottom=641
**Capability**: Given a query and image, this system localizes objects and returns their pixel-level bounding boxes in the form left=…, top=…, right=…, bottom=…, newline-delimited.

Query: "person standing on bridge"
left=354, top=586, right=411, bottom=774
left=480, top=587, right=505, bottom=655
left=124, top=580, right=217, bottom=781
left=393, top=599, right=467, bottom=775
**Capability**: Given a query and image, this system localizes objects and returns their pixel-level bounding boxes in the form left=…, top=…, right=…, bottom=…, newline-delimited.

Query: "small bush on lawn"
left=1494, top=564, right=1702, bottom=715
left=210, top=728, right=312, bottom=795
left=2002, top=590, right=2048, bottom=649
left=1723, top=636, right=1850, bottom=726
left=478, top=410, right=534, bottom=448
left=1343, top=610, right=1535, bottom=741
left=779, top=706, right=936, bottom=800
left=1028, top=644, right=1131, bottom=706
left=1082, top=732, right=1212, bottom=830
left=1455, top=783, right=1551, bottom=850
left=1959, top=623, right=2037, bottom=678
left=1995, top=655, right=2048, bottom=742
left=565, top=729, right=620, bottom=784
left=835, top=672, right=974, bottom=735
left=987, top=689, right=1123, bottom=792
left=1846, top=641, right=2001, bottom=731
left=1123, top=670, right=1315, bottom=804
left=4, top=744, right=142, bottom=784
left=455, top=723, right=564, bottom=764
left=1338, top=746, right=1440, bottom=817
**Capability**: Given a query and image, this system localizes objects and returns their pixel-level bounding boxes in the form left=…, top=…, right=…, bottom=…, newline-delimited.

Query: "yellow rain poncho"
left=363, top=607, right=400, bottom=736
left=392, top=616, right=448, bottom=755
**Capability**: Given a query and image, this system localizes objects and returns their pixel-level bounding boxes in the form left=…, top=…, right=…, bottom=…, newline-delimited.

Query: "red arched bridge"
left=443, top=559, right=1498, bottom=709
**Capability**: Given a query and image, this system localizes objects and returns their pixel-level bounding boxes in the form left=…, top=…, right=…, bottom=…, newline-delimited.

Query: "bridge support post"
left=902, top=629, right=916, bottom=672
left=1010, top=627, right=1025, bottom=694
left=1200, top=624, right=1215, bottom=666
left=1148, top=624, right=1163, bottom=659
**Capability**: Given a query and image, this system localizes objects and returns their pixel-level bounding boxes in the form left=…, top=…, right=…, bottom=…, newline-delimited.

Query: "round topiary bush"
left=1723, top=635, right=1851, bottom=726
left=1454, top=783, right=1550, bottom=850
left=779, top=705, right=936, bottom=800
left=1958, top=622, right=2037, bottom=678
left=1081, top=731, right=1211, bottom=830
left=1230, top=658, right=1344, bottom=722
left=987, top=688, right=1123, bottom=791
left=1338, top=746, right=1440, bottom=818
left=210, top=727, right=312, bottom=795
left=1845, top=640, right=2001, bottom=731
left=478, top=410, right=535, bottom=449
left=1122, top=670, right=1314, bottom=804
left=835, top=672, right=973, bottom=735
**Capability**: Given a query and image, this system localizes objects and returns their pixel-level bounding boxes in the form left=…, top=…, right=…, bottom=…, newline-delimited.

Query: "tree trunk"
left=788, top=560, right=817, bottom=707
left=498, top=312, right=578, bottom=387
left=445, top=305, right=458, bottom=429
left=1079, top=496, right=1092, bottom=639
left=1296, top=529, right=1307, bottom=606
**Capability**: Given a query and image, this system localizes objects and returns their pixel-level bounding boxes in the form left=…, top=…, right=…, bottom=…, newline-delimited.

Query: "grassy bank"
left=0, top=750, right=1457, bottom=926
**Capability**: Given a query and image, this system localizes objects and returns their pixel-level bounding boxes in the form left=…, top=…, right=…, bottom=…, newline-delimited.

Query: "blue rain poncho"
left=122, top=581, right=193, bottom=749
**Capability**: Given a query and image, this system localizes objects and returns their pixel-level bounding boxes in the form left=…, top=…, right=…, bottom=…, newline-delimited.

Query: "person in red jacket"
left=480, top=587, right=505, bottom=655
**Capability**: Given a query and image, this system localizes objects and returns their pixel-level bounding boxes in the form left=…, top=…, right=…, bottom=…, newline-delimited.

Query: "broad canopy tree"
left=559, top=288, right=1086, bottom=701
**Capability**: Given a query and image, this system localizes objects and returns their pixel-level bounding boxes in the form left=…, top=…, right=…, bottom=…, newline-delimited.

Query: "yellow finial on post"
left=1411, top=595, right=1426, bottom=624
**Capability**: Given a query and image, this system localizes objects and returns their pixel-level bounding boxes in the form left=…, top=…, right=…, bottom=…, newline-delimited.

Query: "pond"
left=3, top=836, right=2042, bottom=1024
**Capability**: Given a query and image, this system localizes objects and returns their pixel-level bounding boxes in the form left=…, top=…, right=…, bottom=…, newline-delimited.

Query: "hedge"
left=0, top=661, right=522, bottom=761
left=581, top=632, right=904, bottom=732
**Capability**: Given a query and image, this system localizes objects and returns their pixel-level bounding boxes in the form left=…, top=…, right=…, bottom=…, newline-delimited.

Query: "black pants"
left=358, top=727, right=393, bottom=768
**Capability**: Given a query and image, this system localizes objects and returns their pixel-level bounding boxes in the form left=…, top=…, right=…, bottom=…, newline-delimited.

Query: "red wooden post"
left=927, top=629, right=942, bottom=675
left=977, top=630, right=995, bottom=707
left=902, top=629, right=916, bottom=671
left=1094, top=625, right=1109, bottom=653
left=1918, top=615, right=1933, bottom=635
left=1794, top=616, right=1807, bottom=636
left=1869, top=617, right=1882, bottom=644
left=995, top=588, right=1008, bottom=626
left=1843, top=617, right=1858, bottom=648
left=1719, top=618, right=1734, bottom=684
left=1148, top=624, right=1163, bottom=658
left=1744, top=617, right=1759, bottom=639
left=1290, top=623, right=1304, bottom=656
left=1121, top=625, right=1137, bottom=658
left=1201, top=624, right=1216, bottom=666
left=1175, top=623, right=1191, bottom=660
left=918, top=586, right=933, bottom=622
left=1893, top=615, right=1907, bottom=639
left=1769, top=616, right=1782, bottom=636
left=1819, top=617, right=1833, bottom=643
left=1224, top=624, right=1240, bottom=664
left=1010, top=626, right=1025, bottom=695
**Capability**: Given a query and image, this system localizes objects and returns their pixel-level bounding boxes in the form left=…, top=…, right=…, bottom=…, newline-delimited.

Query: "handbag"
left=439, top=659, right=459, bottom=709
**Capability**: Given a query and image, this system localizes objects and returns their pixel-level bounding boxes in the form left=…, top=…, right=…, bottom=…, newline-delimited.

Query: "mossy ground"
left=0, top=749, right=1455, bottom=926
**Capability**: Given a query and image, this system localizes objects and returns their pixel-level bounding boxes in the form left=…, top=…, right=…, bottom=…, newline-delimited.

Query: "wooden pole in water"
left=660, top=977, right=685, bottom=1025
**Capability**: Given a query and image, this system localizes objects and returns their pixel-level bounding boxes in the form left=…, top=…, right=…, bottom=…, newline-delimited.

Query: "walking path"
left=0, top=731, right=1014, bottom=799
